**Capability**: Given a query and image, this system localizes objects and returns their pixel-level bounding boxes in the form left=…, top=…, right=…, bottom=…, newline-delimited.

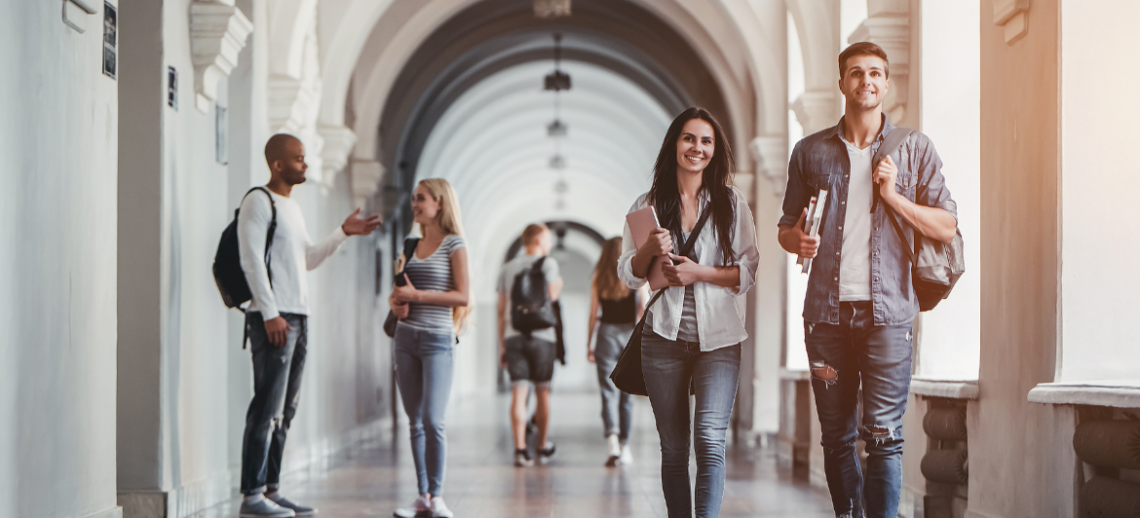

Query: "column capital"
left=791, top=90, right=839, bottom=135
left=190, top=1, right=253, bottom=113
left=319, top=125, right=357, bottom=188
left=749, top=135, right=788, bottom=196
left=350, top=159, right=384, bottom=210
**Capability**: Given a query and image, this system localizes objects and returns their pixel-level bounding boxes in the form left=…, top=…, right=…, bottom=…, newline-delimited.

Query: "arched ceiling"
left=373, top=0, right=738, bottom=193
left=413, top=60, right=670, bottom=296
left=306, top=0, right=809, bottom=293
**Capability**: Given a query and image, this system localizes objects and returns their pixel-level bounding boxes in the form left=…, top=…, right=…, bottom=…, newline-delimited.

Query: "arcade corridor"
left=4, top=1, right=1140, bottom=517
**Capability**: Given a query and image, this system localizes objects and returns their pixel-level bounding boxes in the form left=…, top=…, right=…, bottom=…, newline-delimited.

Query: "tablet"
left=625, top=206, right=671, bottom=291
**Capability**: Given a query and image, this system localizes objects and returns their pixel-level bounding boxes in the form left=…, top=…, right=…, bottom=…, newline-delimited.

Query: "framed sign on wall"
left=168, top=66, right=178, bottom=110
left=102, top=2, right=116, bottom=79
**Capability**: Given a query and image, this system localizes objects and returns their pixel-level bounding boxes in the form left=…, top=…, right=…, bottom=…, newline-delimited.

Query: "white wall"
left=0, top=2, right=120, bottom=517
left=1058, top=0, right=1140, bottom=383
left=116, top=2, right=394, bottom=515
left=914, top=0, right=980, bottom=381
left=786, top=9, right=810, bottom=372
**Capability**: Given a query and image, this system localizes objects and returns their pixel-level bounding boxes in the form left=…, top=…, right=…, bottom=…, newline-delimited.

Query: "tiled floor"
left=196, top=392, right=834, bottom=517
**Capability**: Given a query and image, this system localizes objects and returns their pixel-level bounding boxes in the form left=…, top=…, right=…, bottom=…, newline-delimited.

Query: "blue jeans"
left=394, top=323, right=455, bottom=496
left=241, top=312, right=308, bottom=495
left=594, top=323, right=634, bottom=441
left=641, top=331, right=740, bottom=518
left=806, top=301, right=913, bottom=518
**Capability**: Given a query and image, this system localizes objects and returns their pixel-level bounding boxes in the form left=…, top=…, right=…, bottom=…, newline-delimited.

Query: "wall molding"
left=189, top=1, right=253, bottom=113
left=992, top=0, right=1030, bottom=45
left=118, top=470, right=232, bottom=518
left=117, top=418, right=392, bottom=518
left=912, top=378, right=980, bottom=400
left=1028, top=381, right=1140, bottom=408
left=279, top=416, right=394, bottom=483
left=965, top=509, right=1006, bottom=518
left=80, top=506, right=123, bottom=518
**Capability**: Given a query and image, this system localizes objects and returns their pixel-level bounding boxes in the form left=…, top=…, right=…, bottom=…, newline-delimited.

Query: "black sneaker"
left=538, top=441, right=556, bottom=463
left=514, top=448, right=533, bottom=467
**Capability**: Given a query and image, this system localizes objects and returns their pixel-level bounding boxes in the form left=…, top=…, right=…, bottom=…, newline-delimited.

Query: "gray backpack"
left=873, top=128, right=966, bottom=312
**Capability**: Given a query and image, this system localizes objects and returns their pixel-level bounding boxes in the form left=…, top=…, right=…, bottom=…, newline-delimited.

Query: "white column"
left=912, top=0, right=980, bottom=383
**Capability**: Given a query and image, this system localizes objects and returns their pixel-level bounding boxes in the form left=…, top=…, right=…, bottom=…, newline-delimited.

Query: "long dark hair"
left=647, top=107, right=736, bottom=265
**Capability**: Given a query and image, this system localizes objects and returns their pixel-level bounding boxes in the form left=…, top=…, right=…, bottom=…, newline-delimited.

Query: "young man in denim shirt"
left=778, top=42, right=958, bottom=518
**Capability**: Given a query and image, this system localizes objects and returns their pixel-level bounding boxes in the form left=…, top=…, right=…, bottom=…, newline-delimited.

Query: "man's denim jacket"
left=779, top=116, right=957, bottom=326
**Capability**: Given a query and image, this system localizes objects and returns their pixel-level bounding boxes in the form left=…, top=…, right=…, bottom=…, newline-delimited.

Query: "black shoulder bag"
left=383, top=237, right=421, bottom=338
left=609, top=205, right=712, bottom=396
left=873, top=128, right=966, bottom=312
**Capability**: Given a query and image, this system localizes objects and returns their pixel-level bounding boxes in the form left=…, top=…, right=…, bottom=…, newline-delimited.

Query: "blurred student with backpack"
left=497, top=223, right=563, bottom=467
left=585, top=237, right=646, bottom=467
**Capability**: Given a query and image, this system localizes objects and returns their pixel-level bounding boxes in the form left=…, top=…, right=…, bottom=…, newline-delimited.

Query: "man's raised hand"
left=341, top=208, right=382, bottom=236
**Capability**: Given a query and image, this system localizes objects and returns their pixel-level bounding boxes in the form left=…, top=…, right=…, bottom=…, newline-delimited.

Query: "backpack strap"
left=868, top=129, right=919, bottom=263
left=240, top=187, right=278, bottom=349
left=242, top=186, right=277, bottom=287
left=400, top=237, right=421, bottom=270
left=870, top=128, right=914, bottom=214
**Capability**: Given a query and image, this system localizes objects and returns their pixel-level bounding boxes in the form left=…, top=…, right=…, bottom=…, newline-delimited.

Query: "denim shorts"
left=503, top=334, right=556, bottom=387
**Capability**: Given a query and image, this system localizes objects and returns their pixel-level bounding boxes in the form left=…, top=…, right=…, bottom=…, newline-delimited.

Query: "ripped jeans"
left=805, top=301, right=913, bottom=518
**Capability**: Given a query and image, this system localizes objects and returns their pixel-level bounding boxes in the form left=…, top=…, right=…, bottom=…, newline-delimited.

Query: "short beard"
left=285, top=170, right=307, bottom=185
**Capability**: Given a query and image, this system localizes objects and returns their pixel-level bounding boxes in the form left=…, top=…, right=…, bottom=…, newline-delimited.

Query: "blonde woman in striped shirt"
left=389, top=178, right=469, bottom=518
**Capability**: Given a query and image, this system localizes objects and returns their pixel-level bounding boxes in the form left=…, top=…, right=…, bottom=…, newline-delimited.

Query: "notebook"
left=625, top=206, right=672, bottom=290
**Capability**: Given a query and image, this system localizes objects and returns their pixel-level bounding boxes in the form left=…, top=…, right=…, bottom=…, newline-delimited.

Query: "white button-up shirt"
left=617, top=187, right=760, bottom=351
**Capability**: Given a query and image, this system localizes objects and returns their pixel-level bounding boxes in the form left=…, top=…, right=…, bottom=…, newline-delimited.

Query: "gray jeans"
left=394, top=323, right=455, bottom=496
left=241, top=312, right=308, bottom=495
left=594, top=322, right=634, bottom=442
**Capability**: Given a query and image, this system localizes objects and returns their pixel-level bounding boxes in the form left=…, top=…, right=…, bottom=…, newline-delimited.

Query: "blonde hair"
left=416, top=178, right=470, bottom=333
left=592, top=237, right=630, bottom=301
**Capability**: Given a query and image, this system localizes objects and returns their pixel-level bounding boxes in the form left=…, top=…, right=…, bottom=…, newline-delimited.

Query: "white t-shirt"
left=238, top=189, right=348, bottom=319
left=840, top=140, right=873, bottom=301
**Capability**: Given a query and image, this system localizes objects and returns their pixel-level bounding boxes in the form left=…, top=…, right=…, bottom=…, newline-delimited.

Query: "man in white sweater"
left=237, top=134, right=381, bottom=517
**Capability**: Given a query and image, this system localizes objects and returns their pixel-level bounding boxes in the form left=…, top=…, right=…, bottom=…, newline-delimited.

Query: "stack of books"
left=797, top=189, right=828, bottom=274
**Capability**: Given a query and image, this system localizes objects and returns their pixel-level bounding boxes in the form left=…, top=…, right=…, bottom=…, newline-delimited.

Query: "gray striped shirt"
left=401, top=234, right=466, bottom=334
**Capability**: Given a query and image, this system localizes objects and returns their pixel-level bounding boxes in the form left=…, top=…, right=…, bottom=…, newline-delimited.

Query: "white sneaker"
left=618, top=444, right=633, bottom=465
left=393, top=496, right=431, bottom=518
left=430, top=496, right=454, bottom=518
left=605, top=435, right=621, bottom=467
left=514, top=449, right=534, bottom=467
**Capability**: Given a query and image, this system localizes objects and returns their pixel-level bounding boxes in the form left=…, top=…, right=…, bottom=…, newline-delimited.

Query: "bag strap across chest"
left=641, top=204, right=714, bottom=315
left=870, top=128, right=914, bottom=214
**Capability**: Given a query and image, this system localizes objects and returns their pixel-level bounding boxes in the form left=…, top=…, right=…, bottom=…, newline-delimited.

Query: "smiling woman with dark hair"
left=617, top=107, right=760, bottom=518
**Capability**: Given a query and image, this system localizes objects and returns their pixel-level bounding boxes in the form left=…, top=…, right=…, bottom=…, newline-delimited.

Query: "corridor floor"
left=198, top=392, right=833, bottom=518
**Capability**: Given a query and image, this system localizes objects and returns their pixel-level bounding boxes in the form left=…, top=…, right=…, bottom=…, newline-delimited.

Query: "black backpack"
left=213, top=187, right=277, bottom=310
left=510, top=256, right=557, bottom=334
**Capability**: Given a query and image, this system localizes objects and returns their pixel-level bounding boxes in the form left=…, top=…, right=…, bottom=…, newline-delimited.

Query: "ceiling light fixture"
left=534, top=0, right=571, bottom=19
